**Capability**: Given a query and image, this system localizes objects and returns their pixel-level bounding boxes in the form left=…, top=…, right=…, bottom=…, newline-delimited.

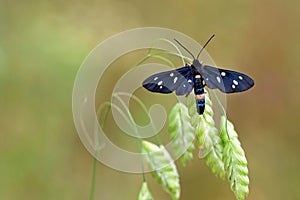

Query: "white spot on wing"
left=154, top=77, right=158, bottom=81
left=232, top=84, right=236, bottom=89
left=159, top=86, right=163, bottom=89
left=233, top=80, right=238, bottom=85
left=183, top=84, right=186, bottom=87
left=170, top=73, right=174, bottom=77
left=221, top=72, right=226, bottom=76
left=216, top=76, right=221, bottom=83
left=158, top=81, right=163, bottom=85
left=239, top=76, right=243, bottom=80
left=174, top=77, right=178, bottom=84
left=188, top=79, right=192, bottom=83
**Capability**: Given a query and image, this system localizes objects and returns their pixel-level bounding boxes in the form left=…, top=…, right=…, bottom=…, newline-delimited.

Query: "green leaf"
left=138, top=182, right=153, bottom=200
left=142, top=141, right=180, bottom=200
left=187, top=93, right=225, bottom=179
left=168, top=103, right=195, bottom=165
left=220, top=116, right=249, bottom=200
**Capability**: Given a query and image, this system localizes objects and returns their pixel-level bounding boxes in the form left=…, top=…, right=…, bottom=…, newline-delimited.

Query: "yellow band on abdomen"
left=195, top=94, right=205, bottom=99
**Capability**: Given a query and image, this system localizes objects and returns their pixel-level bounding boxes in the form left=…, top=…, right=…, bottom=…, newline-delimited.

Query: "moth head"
left=192, top=59, right=202, bottom=68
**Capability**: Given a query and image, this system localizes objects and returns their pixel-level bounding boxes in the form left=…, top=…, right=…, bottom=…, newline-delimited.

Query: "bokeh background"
left=1, top=0, right=300, bottom=199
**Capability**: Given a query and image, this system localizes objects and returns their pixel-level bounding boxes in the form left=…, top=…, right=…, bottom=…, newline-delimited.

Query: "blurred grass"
left=0, top=0, right=300, bottom=199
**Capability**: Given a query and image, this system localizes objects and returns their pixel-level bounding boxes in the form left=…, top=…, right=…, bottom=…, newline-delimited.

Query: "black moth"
left=142, top=35, right=254, bottom=115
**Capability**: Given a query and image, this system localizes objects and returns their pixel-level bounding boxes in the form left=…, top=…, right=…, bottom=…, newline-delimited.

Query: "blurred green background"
left=1, top=0, right=300, bottom=199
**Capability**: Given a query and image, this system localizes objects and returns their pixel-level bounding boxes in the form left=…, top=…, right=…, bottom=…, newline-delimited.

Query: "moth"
left=142, top=35, right=254, bottom=115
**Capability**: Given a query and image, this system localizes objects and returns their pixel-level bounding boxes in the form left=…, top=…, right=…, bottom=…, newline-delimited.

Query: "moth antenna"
left=196, top=34, right=215, bottom=60
left=174, top=39, right=195, bottom=60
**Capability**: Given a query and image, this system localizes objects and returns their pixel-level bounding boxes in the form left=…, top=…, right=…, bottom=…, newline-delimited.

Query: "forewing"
left=201, top=65, right=254, bottom=93
left=142, top=66, right=194, bottom=96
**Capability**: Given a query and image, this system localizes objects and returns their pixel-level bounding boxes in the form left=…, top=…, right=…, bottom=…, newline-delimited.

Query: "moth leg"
left=185, top=91, right=192, bottom=97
